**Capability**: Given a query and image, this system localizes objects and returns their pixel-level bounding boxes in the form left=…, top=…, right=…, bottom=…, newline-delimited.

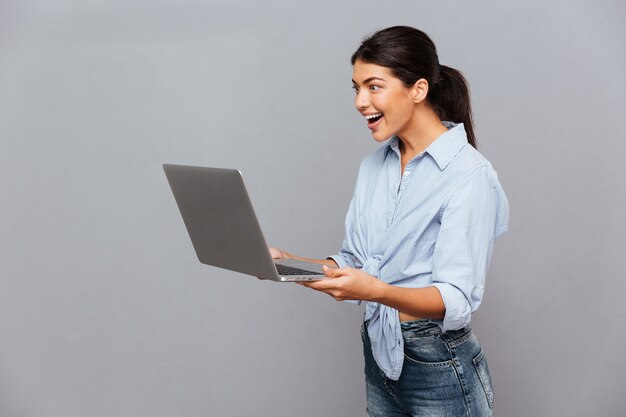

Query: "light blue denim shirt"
left=328, top=122, right=509, bottom=381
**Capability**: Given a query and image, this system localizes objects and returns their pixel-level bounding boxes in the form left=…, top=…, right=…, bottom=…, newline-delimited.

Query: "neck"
left=397, top=105, right=448, bottom=158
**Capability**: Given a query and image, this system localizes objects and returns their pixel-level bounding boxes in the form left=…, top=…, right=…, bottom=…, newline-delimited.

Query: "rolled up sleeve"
left=431, top=166, right=503, bottom=331
left=328, top=253, right=356, bottom=268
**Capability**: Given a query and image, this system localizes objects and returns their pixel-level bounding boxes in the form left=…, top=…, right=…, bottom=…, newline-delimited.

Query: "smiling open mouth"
left=366, top=113, right=384, bottom=123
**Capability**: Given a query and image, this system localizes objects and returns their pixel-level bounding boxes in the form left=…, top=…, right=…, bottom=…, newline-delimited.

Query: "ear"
left=411, top=78, right=429, bottom=103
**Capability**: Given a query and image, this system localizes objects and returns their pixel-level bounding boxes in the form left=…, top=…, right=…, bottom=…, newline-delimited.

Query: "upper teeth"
left=365, top=113, right=382, bottom=120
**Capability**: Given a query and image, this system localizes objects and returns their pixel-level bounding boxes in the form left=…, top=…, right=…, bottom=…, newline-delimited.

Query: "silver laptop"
left=163, top=164, right=326, bottom=282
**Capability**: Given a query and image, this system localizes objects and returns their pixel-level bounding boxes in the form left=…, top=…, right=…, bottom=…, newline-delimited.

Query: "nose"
left=355, top=89, right=369, bottom=111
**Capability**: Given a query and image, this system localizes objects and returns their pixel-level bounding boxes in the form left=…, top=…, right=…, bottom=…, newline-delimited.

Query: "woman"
left=271, top=26, right=508, bottom=417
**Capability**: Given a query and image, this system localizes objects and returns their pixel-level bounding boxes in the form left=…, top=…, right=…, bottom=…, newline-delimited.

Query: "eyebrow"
left=352, top=76, right=386, bottom=85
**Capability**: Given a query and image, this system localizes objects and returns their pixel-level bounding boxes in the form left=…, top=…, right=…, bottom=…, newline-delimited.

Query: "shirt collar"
left=384, top=122, right=469, bottom=171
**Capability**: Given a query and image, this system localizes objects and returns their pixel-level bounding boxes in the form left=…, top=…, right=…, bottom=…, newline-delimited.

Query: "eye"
left=369, top=85, right=380, bottom=92
left=352, top=85, right=359, bottom=93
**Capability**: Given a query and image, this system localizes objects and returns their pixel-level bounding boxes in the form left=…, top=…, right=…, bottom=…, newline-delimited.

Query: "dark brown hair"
left=351, top=26, right=477, bottom=147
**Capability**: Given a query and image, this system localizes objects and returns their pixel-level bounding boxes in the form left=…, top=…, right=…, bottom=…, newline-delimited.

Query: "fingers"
left=297, top=266, right=357, bottom=301
left=301, top=273, right=346, bottom=292
left=322, top=264, right=349, bottom=277
left=268, top=246, right=286, bottom=259
left=298, top=280, right=345, bottom=301
left=299, top=278, right=336, bottom=291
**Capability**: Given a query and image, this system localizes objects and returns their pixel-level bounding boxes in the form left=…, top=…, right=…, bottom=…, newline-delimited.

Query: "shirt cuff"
left=326, top=254, right=355, bottom=269
left=431, top=283, right=472, bottom=331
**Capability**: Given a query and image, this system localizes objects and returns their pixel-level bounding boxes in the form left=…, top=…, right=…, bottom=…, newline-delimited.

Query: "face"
left=352, top=60, right=419, bottom=142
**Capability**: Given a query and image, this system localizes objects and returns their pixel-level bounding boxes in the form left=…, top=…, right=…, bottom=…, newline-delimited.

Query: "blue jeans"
left=362, top=319, right=494, bottom=417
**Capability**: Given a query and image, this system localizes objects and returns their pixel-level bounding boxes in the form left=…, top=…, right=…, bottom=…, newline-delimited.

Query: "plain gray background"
left=1, top=1, right=625, bottom=416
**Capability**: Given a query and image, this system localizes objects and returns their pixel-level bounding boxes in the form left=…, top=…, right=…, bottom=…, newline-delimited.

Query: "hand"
left=300, top=265, right=384, bottom=302
left=268, top=247, right=289, bottom=259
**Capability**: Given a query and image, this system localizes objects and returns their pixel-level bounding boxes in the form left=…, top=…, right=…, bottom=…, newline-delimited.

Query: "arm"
left=269, top=247, right=339, bottom=267
left=302, top=265, right=445, bottom=318
left=376, top=283, right=445, bottom=319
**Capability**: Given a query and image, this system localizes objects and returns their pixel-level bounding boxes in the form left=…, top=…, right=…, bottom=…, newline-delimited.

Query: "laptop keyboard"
left=276, top=264, right=320, bottom=276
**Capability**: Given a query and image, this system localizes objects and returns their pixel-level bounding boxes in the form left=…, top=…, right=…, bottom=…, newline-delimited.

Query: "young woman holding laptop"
left=271, top=26, right=508, bottom=417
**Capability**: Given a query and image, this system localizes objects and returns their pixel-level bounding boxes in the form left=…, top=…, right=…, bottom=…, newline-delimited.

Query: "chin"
left=371, top=131, right=391, bottom=142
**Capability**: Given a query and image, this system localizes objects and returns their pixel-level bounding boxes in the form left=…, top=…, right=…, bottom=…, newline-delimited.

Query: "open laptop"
left=163, top=164, right=327, bottom=282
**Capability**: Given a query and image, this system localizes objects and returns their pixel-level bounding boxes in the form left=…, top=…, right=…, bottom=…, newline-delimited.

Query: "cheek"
left=380, top=93, right=411, bottom=120
left=391, top=100, right=414, bottom=122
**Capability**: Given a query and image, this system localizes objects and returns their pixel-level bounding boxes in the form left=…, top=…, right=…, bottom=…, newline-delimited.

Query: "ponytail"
left=430, top=65, right=477, bottom=148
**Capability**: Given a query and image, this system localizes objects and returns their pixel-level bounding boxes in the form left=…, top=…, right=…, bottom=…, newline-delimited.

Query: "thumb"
left=322, top=264, right=344, bottom=277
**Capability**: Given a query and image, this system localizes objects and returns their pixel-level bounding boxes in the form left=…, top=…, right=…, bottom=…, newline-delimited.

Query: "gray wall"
left=1, top=1, right=625, bottom=416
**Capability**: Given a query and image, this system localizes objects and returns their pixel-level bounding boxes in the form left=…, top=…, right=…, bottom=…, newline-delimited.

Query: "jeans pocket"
left=403, top=335, right=452, bottom=366
left=472, top=349, right=494, bottom=409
